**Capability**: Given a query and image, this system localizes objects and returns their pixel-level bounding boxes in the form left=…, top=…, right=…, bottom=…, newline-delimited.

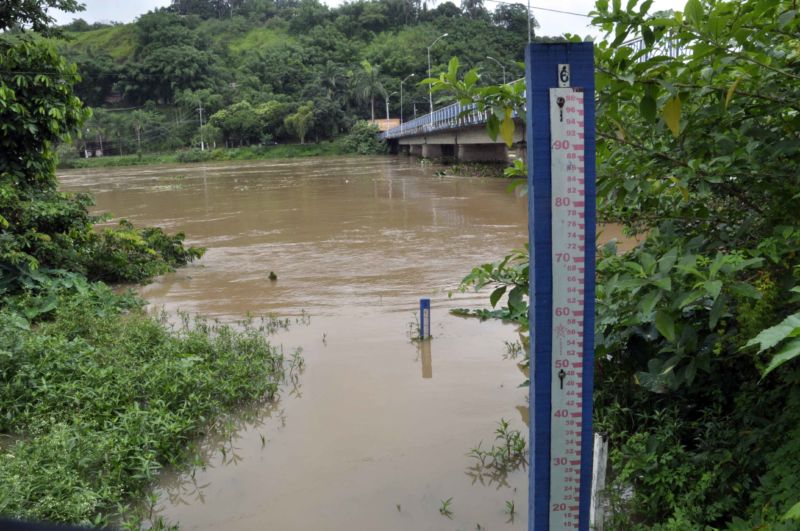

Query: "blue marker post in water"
left=527, top=42, right=596, bottom=530
left=419, top=298, right=431, bottom=340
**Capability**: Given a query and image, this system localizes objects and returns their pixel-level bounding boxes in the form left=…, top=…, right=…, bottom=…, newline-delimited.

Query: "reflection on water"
left=419, top=340, right=433, bottom=379
left=56, top=156, right=627, bottom=530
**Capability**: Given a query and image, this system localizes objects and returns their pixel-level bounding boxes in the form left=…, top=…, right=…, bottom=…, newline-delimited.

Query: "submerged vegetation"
left=0, top=290, right=293, bottom=526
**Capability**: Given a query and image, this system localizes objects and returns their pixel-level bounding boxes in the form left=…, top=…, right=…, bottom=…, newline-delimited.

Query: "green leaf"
left=639, top=290, right=662, bottom=315
left=661, top=353, right=684, bottom=374
left=447, top=57, right=459, bottom=83
left=684, top=0, right=703, bottom=25
left=490, top=285, right=506, bottom=308
left=658, top=247, right=679, bottom=273
left=677, top=289, right=705, bottom=308
left=703, top=280, right=723, bottom=300
left=652, top=277, right=672, bottom=291
left=507, top=285, right=525, bottom=313
left=655, top=310, right=676, bottom=342
left=709, top=254, right=727, bottom=277
left=784, top=500, right=800, bottom=521
left=709, top=294, right=726, bottom=329
left=662, top=95, right=681, bottom=137
left=746, top=313, right=800, bottom=352
left=464, top=69, right=479, bottom=88
left=641, top=25, right=654, bottom=47
left=684, top=359, right=697, bottom=385
left=762, top=338, right=800, bottom=379
left=729, top=282, right=762, bottom=299
left=640, top=94, right=656, bottom=122
left=635, top=369, right=669, bottom=393
left=778, top=9, right=797, bottom=28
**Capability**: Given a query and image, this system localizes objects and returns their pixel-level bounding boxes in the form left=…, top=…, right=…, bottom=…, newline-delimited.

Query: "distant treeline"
left=56, top=0, right=557, bottom=155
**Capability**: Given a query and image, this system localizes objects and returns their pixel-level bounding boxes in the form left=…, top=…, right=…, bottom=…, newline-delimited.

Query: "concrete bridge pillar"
left=399, top=145, right=411, bottom=156
left=457, top=144, right=508, bottom=162
left=422, top=144, right=442, bottom=159
left=514, top=143, right=527, bottom=162
left=409, top=145, right=422, bottom=157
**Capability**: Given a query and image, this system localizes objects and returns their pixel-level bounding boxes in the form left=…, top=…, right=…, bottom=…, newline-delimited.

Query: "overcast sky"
left=52, top=0, right=686, bottom=39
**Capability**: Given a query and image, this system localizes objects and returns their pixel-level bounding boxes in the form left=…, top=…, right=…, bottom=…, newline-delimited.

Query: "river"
left=59, top=156, right=533, bottom=530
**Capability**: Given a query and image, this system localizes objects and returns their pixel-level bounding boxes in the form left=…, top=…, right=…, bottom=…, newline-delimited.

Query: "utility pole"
left=198, top=102, right=205, bottom=151
left=528, top=0, right=532, bottom=43
left=486, top=55, right=507, bottom=84
left=400, top=73, right=415, bottom=135
left=427, top=33, right=448, bottom=123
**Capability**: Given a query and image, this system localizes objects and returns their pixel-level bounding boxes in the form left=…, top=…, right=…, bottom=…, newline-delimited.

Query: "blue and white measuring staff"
left=419, top=298, right=431, bottom=339
left=526, top=42, right=596, bottom=531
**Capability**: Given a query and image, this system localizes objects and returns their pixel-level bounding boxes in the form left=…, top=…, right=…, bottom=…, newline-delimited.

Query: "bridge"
left=380, top=37, right=681, bottom=162
left=380, top=80, right=525, bottom=163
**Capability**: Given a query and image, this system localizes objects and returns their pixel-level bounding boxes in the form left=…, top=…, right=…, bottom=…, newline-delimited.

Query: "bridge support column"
left=514, top=143, right=527, bottom=162
left=457, top=143, right=508, bottom=162
left=422, top=144, right=442, bottom=159
left=399, top=145, right=411, bottom=156
left=409, top=145, right=423, bottom=157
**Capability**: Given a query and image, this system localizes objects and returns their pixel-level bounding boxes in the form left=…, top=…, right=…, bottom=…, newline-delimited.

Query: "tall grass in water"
left=0, top=285, right=294, bottom=527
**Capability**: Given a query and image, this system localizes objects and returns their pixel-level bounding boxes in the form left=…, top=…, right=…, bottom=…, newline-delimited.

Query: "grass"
left=439, top=497, right=454, bottom=518
left=228, top=27, right=295, bottom=54
left=65, top=25, right=137, bottom=62
left=0, top=284, right=295, bottom=527
left=58, top=142, right=352, bottom=170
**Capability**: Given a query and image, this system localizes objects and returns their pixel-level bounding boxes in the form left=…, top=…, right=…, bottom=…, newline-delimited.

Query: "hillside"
left=56, top=0, right=540, bottom=156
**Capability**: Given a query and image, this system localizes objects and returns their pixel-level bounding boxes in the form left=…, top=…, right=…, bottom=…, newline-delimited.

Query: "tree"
left=491, top=3, right=536, bottom=35
left=316, top=60, right=341, bottom=100
left=66, top=48, right=118, bottom=107
left=461, top=0, right=488, bottom=20
left=0, top=0, right=84, bottom=35
left=1, top=34, right=91, bottom=287
left=118, top=45, right=213, bottom=104
left=284, top=101, right=314, bottom=144
left=355, top=59, right=386, bottom=121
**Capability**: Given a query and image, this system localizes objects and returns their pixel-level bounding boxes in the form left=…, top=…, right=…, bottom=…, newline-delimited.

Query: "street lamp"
left=486, top=55, right=506, bottom=85
left=427, top=32, right=448, bottom=123
left=400, top=73, right=415, bottom=134
left=385, top=91, right=398, bottom=129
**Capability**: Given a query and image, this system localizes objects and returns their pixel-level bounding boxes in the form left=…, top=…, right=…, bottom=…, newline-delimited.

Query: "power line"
left=482, top=0, right=592, bottom=18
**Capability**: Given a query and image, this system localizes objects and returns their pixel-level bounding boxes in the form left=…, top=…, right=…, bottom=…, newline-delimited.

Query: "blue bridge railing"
left=380, top=79, right=523, bottom=140
left=381, top=37, right=683, bottom=140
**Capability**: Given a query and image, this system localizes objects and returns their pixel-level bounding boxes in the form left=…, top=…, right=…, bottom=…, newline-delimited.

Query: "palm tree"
left=355, top=60, right=387, bottom=122
left=318, top=60, right=341, bottom=100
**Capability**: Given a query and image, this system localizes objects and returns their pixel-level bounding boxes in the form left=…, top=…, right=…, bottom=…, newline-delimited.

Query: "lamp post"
left=486, top=55, right=506, bottom=85
left=400, top=73, right=415, bottom=134
left=427, top=32, right=448, bottom=123
left=385, top=91, right=397, bottom=130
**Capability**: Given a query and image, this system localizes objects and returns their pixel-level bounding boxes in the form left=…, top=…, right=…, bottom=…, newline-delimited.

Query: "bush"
left=176, top=148, right=214, bottom=163
left=85, top=220, right=205, bottom=284
left=340, top=121, right=387, bottom=155
left=0, top=286, right=292, bottom=525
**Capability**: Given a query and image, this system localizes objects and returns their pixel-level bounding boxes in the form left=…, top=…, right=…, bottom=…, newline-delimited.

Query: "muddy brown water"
left=59, top=156, right=634, bottom=530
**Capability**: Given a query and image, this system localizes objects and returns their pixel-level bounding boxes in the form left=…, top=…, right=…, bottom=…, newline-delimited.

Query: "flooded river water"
left=59, top=156, right=633, bottom=530
left=60, top=156, right=532, bottom=530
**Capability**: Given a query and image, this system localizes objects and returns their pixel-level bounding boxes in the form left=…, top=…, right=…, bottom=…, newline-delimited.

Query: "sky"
left=52, top=0, right=687, bottom=39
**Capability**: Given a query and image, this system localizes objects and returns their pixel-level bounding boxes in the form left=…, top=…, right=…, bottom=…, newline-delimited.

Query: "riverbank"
left=58, top=142, right=349, bottom=170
